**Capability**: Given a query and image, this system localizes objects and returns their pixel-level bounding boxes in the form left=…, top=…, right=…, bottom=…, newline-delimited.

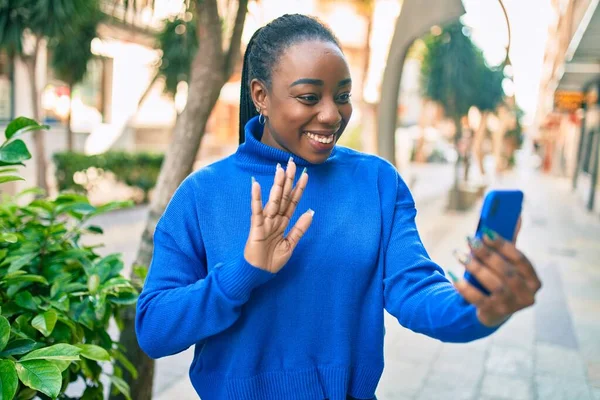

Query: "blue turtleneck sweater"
left=135, top=116, right=498, bottom=400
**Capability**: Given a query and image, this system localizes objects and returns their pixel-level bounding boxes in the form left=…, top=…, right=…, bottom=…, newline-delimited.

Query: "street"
left=89, top=163, right=600, bottom=400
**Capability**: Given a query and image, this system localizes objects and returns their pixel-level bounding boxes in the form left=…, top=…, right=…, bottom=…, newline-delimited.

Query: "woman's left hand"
left=452, top=219, right=542, bottom=327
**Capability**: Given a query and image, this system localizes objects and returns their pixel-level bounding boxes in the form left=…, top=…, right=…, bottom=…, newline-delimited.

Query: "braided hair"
left=238, top=14, right=341, bottom=144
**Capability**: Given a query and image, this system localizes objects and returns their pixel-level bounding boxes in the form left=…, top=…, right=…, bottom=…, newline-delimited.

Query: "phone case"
left=464, top=189, right=524, bottom=294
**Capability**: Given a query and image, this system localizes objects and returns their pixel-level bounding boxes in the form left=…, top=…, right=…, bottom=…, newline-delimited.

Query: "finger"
left=284, top=169, right=308, bottom=219
left=249, top=178, right=265, bottom=240
left=469, top=237, right=537, bottom=306
left=453, top=278, right=489, bottom=309
left=286, top=209, right=314, bottom=249
left=278, top=157, right=296, bottom=216
left=263, top=163, right=285, bottom=219
left=454, top=250, right=504, bottom=295
left=480, top=231, right=541, bottom=293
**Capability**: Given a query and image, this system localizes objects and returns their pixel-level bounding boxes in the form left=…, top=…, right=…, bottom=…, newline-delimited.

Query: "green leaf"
left=87, top=274, right=100, bottom=295
left=6, top=253, right=37, bottom=273
left=48, top=296, right=70, bottom=313
left=108, top=375, right=132, bottom=400
left=107, top=291, right=138, bottom=306
left=14, top=292, right=40, bottom=311
left=0, top=316, right=10, bottom=352
left=50, top=359, right=71, bottom=373
left=76, top=344, right=110, bottom=362
left=0, top=232, right=18, bottom=243
left=111, top=349, right=138, bottom=380
left=55, top=202, right=96, bottom=215
left=54, top=193, right=89, bottom=204
left=31, top=310, right=58, bottom=337
left=3, top=274, right=48, bottom=285
left=0, top=175, right=24, bottom=184
left=14, top=387, right=37, bottom=400
left=100, top=277, right=132, bottom=292
left=0, top=167, right=19, bottom=174
left=0, top=140, right=32, bottom=164
left=0, top=339, right=37, bottom=357
left=0, top=359, right=18, bottom=400
left=85, top=225, right=104, bottom=234
left=20, top=343, right=81, bottom=362
left=4, top=117, right=48, bottom=140
left=15, top=360, right=62, bottom=399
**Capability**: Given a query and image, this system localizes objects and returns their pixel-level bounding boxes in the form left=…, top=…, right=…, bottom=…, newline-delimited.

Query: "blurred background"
left=0, top=0, right=599, bottom=399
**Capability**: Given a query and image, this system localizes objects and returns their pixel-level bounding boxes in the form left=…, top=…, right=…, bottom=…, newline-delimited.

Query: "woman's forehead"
left=272, top=40, right=350, bottom=85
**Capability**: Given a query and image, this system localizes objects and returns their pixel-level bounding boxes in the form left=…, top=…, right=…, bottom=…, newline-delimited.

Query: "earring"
left=258, top=111, right=266, bottom=125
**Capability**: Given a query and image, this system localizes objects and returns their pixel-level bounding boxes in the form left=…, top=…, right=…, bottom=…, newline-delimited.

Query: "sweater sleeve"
left=382, top=170, right=500, bottom=342
left=135, top=176, right=275, bottom=359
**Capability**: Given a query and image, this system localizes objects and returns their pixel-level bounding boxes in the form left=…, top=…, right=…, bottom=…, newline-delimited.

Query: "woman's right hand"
left=244, top=158, right=314, bottom=273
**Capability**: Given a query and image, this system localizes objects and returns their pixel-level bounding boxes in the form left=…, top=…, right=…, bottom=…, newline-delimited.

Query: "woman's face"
left=251, top=40, right=353, bottom=164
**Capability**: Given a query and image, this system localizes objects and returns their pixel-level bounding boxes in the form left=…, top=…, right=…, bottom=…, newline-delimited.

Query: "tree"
left=48, top=5, right=104, bottom=151
left=113, top=8, right=199, bottom=155
left=0, top=0, right=97, bottom=193
left=377, top=0, right=465, bottom=166
left=111, top=1, right=250, bottom=398
left=420, top=21, right=481, bottom=209
left=471, top=54, right=505, bottom=177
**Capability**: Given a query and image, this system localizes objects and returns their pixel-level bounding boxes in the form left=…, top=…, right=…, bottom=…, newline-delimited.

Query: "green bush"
left=1, top=118, right=139, bottom=400
left=53, top=152, right=164, bottom=203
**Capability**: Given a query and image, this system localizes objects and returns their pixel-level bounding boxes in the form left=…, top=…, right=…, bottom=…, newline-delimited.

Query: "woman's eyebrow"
left=290, top=78, right=324, bottom=87
left=289, top=78, right=352, bottom=87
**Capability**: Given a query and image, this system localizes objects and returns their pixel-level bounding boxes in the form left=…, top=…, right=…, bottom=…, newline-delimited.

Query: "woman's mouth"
left=304, top=131, right=336, bottom=152
left=305, top=132, right=334, bottom=144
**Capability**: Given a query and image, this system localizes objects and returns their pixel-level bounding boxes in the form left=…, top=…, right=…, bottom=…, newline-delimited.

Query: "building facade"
left=537, top=0, right=600, bottom=214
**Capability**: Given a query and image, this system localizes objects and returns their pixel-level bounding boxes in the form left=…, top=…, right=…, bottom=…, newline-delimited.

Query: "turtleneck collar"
left=234, top=116, right=338, bottom=174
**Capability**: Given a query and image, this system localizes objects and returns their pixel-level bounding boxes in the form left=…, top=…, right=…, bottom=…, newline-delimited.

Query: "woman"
left=135, top=14, right=541, bottom=400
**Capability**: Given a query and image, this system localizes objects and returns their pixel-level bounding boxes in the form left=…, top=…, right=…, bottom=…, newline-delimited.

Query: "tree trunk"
left=24, top=39, right=48, bottom=194
left=111, top=1, right=249, bottom=399
left=67, top=83, right=74, bottom=151
left=472, top=110, right=488, bottom=175
left=453, top=117, right=462, bottom=189
left=447, top=117, right=466, bottom=210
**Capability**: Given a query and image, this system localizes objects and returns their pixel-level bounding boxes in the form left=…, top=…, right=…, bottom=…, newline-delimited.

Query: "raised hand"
left=244, top=157, right=314, bottom=273
left=451, top=223, right=542, bottom=327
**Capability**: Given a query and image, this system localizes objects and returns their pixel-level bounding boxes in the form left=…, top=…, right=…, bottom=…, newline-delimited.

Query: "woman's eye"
left=337, top=93, right=351, bottom=103
left=298, top=95, right=319, bottom=103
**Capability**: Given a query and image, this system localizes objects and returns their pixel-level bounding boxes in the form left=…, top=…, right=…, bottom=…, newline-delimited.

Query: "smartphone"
left=464, top=189, right=524, bottom=294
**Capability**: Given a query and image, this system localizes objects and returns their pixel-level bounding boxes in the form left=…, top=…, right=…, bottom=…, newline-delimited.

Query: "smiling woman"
left=135, top=13, right=541, bottom=400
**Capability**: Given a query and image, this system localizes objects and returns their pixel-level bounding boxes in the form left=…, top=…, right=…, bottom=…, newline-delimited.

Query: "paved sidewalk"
left=90, top=164, right=600, bottom=399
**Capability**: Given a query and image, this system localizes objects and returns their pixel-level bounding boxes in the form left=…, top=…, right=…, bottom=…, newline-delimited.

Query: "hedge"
left=53, top=152, right=164, bottom=203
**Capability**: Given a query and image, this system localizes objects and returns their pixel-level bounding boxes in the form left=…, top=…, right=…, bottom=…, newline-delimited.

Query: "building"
left=536, top=0, right=600, bottom=214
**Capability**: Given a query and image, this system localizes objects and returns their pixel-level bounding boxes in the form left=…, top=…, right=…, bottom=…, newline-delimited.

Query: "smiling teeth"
left=306, top=132, right=334, bottom=144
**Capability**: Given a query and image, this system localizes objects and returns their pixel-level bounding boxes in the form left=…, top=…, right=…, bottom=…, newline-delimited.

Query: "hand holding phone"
left=464, top=190, right=524, bottom=294
left=448, top=189, right=541, bottom=327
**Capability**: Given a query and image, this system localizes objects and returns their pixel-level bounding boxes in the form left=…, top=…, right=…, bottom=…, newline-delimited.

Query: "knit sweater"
left=135, top=116, right=498, bottom=400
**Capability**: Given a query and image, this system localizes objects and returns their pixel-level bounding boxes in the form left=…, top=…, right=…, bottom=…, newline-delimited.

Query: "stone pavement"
left=90, top=164, right=600, bottom=400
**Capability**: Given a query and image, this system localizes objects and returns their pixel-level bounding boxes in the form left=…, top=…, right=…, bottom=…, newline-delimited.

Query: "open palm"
left=244, top=158, right=314, bottom=273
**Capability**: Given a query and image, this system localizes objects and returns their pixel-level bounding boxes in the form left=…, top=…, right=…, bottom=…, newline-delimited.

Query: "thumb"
left=512, top=216, right=522, bottom=244
left=286, top=209, right=314, bottom=250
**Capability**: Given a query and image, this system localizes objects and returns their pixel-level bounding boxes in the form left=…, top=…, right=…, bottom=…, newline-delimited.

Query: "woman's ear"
left=250, top=79, right=269, bottom=117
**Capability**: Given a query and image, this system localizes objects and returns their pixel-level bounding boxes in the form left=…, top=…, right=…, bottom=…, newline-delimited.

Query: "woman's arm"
left=381, top=171, right=498, bottom=342
left=135, top=177, right=275, bottom=359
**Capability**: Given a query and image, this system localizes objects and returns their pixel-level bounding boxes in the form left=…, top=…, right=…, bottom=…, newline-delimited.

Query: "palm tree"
left=48, top=5, right=104, bottom=151
left=0, top=0, right=96, bottom=192
left=109, top=1, right=250, bottom=398
left=420, top=21, right=481, bottom=209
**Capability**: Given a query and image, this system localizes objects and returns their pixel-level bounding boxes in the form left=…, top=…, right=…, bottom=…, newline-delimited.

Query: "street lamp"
left=498, top=0, right=511, bottom=67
